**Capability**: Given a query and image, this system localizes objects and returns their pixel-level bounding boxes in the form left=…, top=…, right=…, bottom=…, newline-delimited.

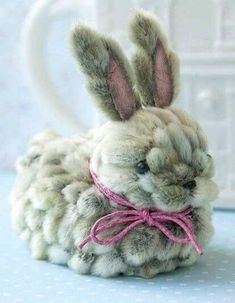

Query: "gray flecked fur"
left=11, top=11, right=218, bottom=278
left=129, top=10, right=180, bottom=106
left=71, top=24, right=140, bottom=120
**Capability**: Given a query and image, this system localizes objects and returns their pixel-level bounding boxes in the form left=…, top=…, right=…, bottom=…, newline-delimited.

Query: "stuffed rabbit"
left=11, top=10, right=218, bottom=278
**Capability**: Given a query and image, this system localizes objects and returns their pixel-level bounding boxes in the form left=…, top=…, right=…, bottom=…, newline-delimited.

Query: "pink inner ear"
left=107, top=57, right=137, bottom=120
left=154, top=42, right=173, bottom=108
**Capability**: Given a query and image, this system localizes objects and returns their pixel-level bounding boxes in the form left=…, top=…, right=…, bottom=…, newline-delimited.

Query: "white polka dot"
left=35, top=294, right=43, bottom=298
left=45, top=284, right=52, bottom=289
left=141, top=289, right=149, bottom=293
left=179, top=283, right=187, bottom=286
left=136, top=298, right=144, bottom=303
left=115, top=280, right=124, bottom=284
left=57, top=291, right=64, bottom=295
left=218, top=268, right=226, bottom=271
left=155, top=294, right=163, bottom=298
left=103, top=297, right=110, bottom=301
left=109, top=288, right=116, bottom=292
left=23, top=289, right=32, bottom=293
left=174, top=291, right=182, bottom=295
left=161, top=286, right=169, bottom=290
left=128, top=285, right=137, bottom=288
left=97, top=283, right=105, bottom=287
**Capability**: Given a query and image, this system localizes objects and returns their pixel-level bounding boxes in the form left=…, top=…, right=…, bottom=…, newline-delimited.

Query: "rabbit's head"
left=71, top=11, right=218, bottom=212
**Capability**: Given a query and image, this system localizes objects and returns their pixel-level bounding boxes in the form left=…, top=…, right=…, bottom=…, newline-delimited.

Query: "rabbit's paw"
left=30, top=231, right=48, bottom=260
left=91, top=251, right=127, bottom=277
left=68, top=251, right=95, bottom=274
left=48, top=245, right=70, bottom=265
left=126, top=258, right=176, bottom=278
left=177, top=248, right=197, bottom=268
left=120, top=227, right=160, bottom=266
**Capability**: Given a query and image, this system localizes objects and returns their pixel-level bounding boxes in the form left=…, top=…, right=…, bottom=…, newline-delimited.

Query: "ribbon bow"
left=77, top=168, right=203, bottom=255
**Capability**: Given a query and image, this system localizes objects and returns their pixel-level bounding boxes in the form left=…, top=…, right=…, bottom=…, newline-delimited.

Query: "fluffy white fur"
left=11, top=108, right=218, bottom=278
left=11, top=11, right=218, bottom=278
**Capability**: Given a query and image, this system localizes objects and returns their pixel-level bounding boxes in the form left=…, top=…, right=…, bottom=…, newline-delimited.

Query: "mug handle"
left=22, top=0, right=87, bottom=134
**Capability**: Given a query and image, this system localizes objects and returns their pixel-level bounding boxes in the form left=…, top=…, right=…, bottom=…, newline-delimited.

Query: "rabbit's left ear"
left=71, top=24, right=140, bottom=121
left=129, top=10, right=180, bottom=108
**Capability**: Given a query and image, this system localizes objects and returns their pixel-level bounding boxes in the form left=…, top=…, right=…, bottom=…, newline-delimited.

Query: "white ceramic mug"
left=22, top=0, right=95, bottom=134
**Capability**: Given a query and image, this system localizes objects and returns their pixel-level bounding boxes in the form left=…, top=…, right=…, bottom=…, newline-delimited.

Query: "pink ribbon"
left=76, top=168, right=203, bottom=255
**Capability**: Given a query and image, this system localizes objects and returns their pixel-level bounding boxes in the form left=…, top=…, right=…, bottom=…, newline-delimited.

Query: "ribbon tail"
left=152, top=215, right=203, bottom=255
left=76, top=235, right=92, bottom=250
left=190, top=239, right=203, bottom=255
left=178, top=216, right=203, bottom=255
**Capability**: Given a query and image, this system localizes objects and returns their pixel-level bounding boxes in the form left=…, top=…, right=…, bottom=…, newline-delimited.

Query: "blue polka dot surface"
left=1, top=173, right=234, bottom=303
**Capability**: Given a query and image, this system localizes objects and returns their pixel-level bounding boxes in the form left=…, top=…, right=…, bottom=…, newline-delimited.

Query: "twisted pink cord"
left=76, top=168, right=203, bottom=255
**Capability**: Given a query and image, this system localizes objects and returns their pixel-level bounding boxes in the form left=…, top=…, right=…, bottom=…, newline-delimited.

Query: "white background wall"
left=1, top=0, right=235, bottom=207
left=0, top=0, right=97, bottom=170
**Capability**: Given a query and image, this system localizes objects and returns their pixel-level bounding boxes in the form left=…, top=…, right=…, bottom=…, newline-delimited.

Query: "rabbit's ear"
left=70, top=24, right=140, bottom=121
left=129, top=10, right=180, bottom=108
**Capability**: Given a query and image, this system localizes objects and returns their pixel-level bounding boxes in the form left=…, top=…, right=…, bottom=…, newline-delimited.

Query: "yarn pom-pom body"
left=11, top=11, right=218, bottom=278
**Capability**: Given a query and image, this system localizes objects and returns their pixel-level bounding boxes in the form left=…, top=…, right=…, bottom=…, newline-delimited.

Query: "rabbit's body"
left=11, top=107, right=215, bottom=277
left=11, top=11, right=218, bottom=278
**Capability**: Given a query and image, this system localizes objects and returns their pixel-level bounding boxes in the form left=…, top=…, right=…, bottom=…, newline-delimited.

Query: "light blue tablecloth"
left=0, top=172, right=234, bottom=303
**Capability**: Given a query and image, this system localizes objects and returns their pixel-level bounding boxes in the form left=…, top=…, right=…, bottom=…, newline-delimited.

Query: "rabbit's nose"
left=183, top=180, right=196, bottom=190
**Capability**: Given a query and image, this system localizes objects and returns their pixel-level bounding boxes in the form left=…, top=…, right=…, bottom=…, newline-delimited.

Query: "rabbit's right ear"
left=70, top=24, right=140, bottom=121
left=129, top=11, right=180, bottom=108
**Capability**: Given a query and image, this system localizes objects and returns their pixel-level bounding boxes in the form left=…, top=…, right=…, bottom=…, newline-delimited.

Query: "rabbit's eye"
left=136, top=160, right=150, bottom=174
left=182, top=180, right=196, bottom=190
